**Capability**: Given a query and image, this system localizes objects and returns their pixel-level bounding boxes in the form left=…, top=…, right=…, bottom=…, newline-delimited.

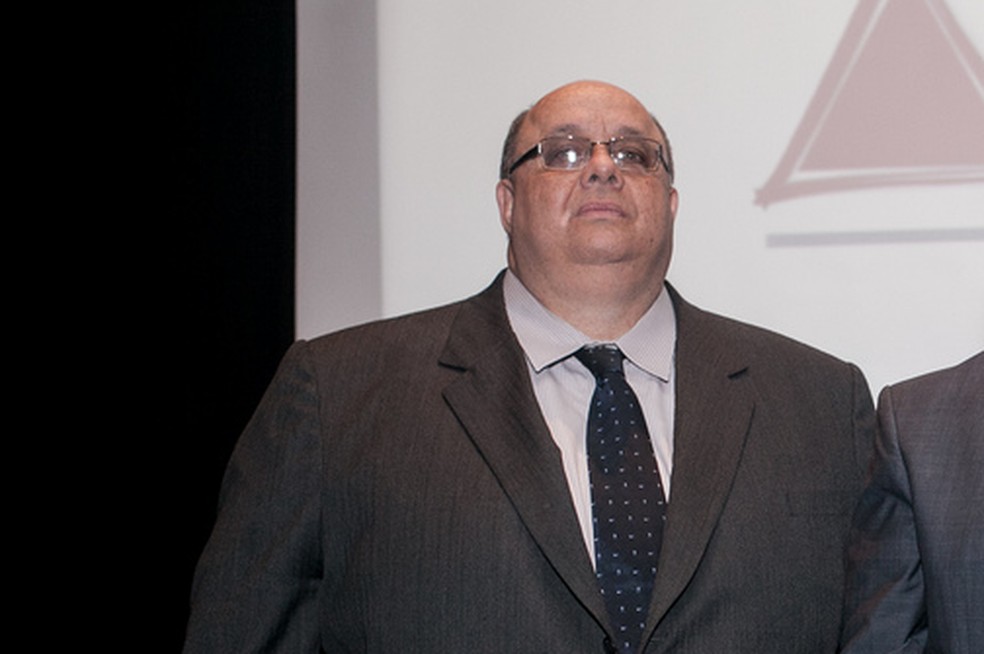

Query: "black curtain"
left=167, top=0, right=295, bottom=647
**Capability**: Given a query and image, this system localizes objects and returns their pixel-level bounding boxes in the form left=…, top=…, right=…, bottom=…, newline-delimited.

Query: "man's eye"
left=544, top=147, right=580, bottom=167
left=615, top=147, right=650, bottom=166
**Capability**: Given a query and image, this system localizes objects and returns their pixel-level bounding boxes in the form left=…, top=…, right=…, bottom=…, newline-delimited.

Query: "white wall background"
left=299, top=0, right=984, bottom=395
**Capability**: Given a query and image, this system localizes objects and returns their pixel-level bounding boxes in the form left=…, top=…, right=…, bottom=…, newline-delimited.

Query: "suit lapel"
left=437, top=278, right=761, bottom=638
left=439, top=275, right=609, bottom=626
left=646, top=287, right=757, bottom=632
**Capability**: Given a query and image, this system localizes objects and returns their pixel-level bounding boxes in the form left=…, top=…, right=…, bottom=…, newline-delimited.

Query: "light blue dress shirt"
left=502, top=270, right=677, bottom=562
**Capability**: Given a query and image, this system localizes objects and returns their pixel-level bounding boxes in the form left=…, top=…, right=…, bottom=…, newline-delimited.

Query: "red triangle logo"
left=758, top=0, right=984, bottom=206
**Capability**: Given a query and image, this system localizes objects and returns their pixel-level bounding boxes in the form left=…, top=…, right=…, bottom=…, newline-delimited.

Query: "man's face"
left=496, top=81, right=678, bottom=296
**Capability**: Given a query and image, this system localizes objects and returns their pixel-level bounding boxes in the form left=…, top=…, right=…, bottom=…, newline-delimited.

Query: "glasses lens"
left=539, top=137, right=589, bottom=169
left=610, top=138, right=660, bottom=171
left=535, top=136, right=662, bottom=173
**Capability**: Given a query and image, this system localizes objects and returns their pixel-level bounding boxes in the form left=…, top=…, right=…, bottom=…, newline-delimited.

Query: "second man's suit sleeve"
left=840, top=385, right=927, bottom=653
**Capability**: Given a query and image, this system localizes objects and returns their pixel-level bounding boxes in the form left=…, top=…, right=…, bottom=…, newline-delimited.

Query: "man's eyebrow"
left=542, top=124, right=654, bottom=139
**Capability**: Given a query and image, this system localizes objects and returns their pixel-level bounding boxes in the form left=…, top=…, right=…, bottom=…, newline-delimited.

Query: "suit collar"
left=438, top=271, right=611, bottom=628
left=645, top=284, right=756, bottom=637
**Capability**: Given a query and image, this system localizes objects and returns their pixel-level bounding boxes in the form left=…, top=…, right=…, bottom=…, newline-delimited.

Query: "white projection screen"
left=297, top=0, right=984, bottom=395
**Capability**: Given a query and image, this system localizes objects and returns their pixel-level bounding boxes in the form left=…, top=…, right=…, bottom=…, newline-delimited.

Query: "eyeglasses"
left=507, top=135, right=670, bottom=177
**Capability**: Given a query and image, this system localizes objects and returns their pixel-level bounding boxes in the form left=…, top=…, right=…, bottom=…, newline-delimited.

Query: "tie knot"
left=574, top=345, right=626, bottom=381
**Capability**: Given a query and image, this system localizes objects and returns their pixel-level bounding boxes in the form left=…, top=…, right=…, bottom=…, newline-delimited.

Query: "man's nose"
left=580, top=143, right=623, bottom=187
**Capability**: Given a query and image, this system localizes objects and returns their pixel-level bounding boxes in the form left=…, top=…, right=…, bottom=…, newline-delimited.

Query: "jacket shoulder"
left=305, top=299, right=465, bottom=360
left=668, top=284, right=859, bottom=376
left=888, top=351, right=983, bottom=401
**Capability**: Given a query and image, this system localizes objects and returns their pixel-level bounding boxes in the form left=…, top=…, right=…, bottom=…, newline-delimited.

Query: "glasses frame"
left=507, top=134, right=671, bottom=177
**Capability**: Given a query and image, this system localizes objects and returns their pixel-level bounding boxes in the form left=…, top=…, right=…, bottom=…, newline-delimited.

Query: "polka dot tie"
left=575, top=345, right=666, bottom=654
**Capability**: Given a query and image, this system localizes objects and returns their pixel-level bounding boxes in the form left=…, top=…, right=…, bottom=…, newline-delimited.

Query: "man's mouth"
left=576, top=201, right=626, bottom=217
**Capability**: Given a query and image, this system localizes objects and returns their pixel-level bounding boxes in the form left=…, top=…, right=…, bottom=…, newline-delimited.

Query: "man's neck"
left=510, top=265, right=665, bottom=341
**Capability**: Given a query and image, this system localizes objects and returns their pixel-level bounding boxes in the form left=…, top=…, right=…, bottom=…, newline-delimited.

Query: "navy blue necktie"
left=575, top=345, right=667, bottom=654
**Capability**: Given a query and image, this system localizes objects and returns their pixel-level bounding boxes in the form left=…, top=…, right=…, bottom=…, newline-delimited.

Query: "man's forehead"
left=524, top=84, right=659, bottom=140
left=521, top=112, right=662, bottom=147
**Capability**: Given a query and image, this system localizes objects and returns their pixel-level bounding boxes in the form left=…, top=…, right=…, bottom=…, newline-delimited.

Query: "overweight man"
left=185, top=80, right=874, bottom=653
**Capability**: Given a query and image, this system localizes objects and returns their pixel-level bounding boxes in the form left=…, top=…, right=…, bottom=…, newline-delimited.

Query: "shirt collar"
left=503, top=269, right=675, bottom=381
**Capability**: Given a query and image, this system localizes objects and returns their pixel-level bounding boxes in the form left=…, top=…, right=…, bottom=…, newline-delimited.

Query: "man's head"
left=495, top=81, right=679, bottom=309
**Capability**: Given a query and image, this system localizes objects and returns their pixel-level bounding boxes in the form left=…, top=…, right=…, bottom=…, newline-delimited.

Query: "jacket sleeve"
left=184, top=340, right=325, bottom=653
left=839, top=384, right=927, bottom=653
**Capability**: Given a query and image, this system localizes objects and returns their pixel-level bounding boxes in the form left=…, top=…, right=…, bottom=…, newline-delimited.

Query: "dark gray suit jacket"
left=185, top=273, right=874, bottom=653
left=840, top=352, right=984, bottom=654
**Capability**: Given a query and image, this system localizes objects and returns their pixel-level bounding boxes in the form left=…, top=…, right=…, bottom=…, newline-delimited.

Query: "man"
left=840, top=352, right=983, bottom=653
left=185, top=81, right=874, bottom=653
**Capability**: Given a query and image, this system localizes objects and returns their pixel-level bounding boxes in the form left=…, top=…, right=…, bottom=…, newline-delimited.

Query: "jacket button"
left=602, top=636, right=617, bottom=654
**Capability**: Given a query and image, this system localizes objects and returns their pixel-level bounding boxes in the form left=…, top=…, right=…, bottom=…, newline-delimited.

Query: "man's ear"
left=496, top=178, right=515, bottom=235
